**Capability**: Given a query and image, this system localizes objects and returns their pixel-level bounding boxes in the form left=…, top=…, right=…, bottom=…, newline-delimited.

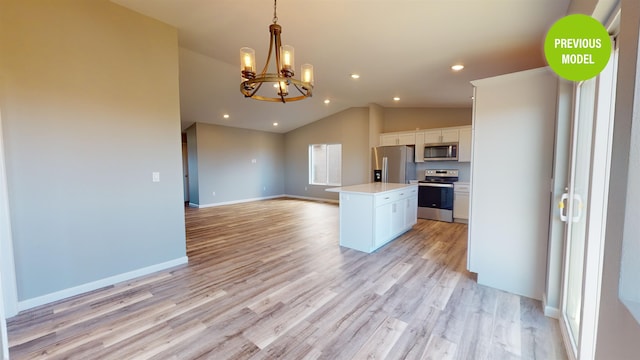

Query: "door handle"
left=559, top=193, right=568, bottom=222
left=572, top=194, right=583, bottom=223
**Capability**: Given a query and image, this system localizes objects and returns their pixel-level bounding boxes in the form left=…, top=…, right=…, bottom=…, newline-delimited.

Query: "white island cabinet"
left=326, top=183, right=418, bottom=253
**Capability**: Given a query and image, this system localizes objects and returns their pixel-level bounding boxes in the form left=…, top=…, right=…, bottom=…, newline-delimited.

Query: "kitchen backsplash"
left=416, top=161, right=471, bottom=182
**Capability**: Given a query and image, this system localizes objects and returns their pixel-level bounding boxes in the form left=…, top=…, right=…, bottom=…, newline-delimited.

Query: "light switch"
left=152, top=172, right=160, bottom=182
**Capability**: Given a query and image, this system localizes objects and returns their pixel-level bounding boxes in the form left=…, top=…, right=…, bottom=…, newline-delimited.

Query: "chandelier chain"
left=272, top=0, right=278, bottom=24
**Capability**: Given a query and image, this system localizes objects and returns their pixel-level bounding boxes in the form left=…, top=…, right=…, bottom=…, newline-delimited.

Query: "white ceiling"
left=111, top=0, right=570, bottom=133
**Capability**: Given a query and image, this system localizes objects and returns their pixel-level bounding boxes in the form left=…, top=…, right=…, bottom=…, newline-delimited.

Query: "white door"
left=560, top=43, right=618, bottom=360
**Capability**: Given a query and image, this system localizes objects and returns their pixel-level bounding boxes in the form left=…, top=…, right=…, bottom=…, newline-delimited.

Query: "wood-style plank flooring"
left=7, top=198, right=567, bottom=359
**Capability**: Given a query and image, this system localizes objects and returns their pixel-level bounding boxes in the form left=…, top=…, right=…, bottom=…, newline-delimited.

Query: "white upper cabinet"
left=398, top=132, right=416, bottom=145
left=457, top=126, right=472, bottom=162
left=379, top=131, right=416, bottom=146
left=424, top=129, right=459, bottom=144
left=380, top=134, right=399, bottom=146
left=383, top=126, right=470, bottom=163
left=441, top=129, right=459, bottom=143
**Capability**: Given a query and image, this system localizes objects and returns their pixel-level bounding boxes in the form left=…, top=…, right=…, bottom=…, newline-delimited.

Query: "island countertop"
left=326, top=182, right=417, bottom=195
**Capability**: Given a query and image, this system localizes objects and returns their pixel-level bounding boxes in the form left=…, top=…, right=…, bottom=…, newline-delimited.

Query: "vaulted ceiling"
left=112, top=0, right=571, bottom=133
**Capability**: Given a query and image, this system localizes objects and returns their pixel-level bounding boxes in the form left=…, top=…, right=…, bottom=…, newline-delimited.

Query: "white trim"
left=560, top=313, right=578, bottom=360
left=284, top=195, right=339, bottom=204
left=543, top=294, right=561, bottom=318
left=0, top=104, right=18, bottom=320
left=193, top=194, right=339, bottom=208
left=17, top=256, right=188, bottom=312
left=195, top=194, right=285, bottom=208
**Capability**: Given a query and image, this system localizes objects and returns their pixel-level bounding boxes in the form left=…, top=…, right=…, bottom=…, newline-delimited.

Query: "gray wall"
left=593, top=0, right=640, bottom=358
left=284, top=107, right=370, bottom=200
left=188, top=123, right=285, bottom=206
left=0, top=0, right=186, bottom=301
left=382, top=107, right=472, bottom=132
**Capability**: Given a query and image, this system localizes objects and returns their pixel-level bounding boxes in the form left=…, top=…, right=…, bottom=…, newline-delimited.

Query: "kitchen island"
left=326, top=183, right=418, bottom=253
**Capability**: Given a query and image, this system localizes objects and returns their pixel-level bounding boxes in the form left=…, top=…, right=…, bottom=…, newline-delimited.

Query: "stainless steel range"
left=417, top=169, right=459, bottom=222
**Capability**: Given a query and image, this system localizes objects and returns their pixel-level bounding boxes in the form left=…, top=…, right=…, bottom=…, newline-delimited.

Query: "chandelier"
left=240, top=0, right=314, bottom=103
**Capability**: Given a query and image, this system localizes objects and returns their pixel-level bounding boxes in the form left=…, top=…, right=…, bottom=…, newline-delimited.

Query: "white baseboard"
left=17, top=256, right=188, bottom=313
left=284, top=194, right=339, bottom=204
left=193, top=194, right=338, bottom=208
left=195, top=195, right=285, bottom=208
left=543, top=293, right=560, bottom=318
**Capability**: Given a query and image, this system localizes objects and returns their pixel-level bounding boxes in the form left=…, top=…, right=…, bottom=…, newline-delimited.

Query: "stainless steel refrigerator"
left=372, top=145, right=416, bottom=183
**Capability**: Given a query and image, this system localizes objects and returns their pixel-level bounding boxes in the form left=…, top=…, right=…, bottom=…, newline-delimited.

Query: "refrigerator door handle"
left=382, top=157, right=388, bottom=183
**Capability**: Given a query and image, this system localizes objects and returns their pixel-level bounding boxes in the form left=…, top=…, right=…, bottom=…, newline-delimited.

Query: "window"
left=309, top=144, right=341, bottom=186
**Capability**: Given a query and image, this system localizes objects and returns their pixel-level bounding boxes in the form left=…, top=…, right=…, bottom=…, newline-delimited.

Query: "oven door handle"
left=419, top=183, right=454, bottom=188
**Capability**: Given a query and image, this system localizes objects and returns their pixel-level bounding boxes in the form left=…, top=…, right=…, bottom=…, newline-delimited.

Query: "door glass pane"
left=327, top=144, right=342, bottom=185
left=566, top=77, right=596, bottom=341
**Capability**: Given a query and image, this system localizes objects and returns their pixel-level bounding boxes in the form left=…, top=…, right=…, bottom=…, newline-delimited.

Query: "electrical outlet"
left=212, top=191, right=216, bottom=196
left=152, top=172, right=160, bottom=182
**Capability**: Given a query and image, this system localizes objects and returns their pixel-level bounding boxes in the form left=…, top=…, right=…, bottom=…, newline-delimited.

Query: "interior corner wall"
left=0, top=0, right=186, bottom=304
left=284, top=107, right=370, bottom=200
left=190, top=123, right=285, bottom=206
left=594, top=0, right=640, bottom=358
left=382, top=107, right=472, bottom=133
left=368, top=103, right=384, bottom=149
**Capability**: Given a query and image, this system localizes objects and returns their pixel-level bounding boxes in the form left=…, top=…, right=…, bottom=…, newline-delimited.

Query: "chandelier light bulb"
left=277, top=81, right=289, bottom=96
left=281, top=45, right=294, bottom=72
left=240, top=47, right=256, bottom=76
left=301, top=64, right=314, bottom=86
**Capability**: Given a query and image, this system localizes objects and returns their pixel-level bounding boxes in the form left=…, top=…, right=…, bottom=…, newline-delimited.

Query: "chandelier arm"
left=273, top=26, right=283, bottom=76
left=291, top=82, right=311, bottom=97
left=248, top=81, right=265, bottom=98
left=260, top=30, right=275, bottom=75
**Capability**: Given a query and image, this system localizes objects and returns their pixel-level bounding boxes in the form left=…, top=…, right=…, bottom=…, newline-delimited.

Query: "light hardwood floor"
left=7, top=198, right=567, bottom=359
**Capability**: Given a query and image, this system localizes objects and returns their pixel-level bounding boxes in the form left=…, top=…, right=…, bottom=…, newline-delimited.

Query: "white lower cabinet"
left=332, top=184, right=418, bottom=253
left=453, top=182, right=470, bottom=222
left=374, top=202, right=393, bottom=248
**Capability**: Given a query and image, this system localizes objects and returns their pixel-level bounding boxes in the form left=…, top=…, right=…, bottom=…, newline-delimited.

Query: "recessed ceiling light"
left=324, top=99, right=330, bottom=104
left=273, top=122, right=278, bottom=126
left=393, top=97, right=400, bottom=101
left=223, top=114, right=230, bottom=119
left=451, top=64, right=465, bottom=71
left=350, top=73, right=360, bottom=79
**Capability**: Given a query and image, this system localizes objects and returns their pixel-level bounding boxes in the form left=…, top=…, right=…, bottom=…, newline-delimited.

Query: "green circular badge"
left=544, top=14, right=611, bottom=81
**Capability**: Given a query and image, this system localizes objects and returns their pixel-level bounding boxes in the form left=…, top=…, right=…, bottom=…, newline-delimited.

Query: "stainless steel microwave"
left=424, top=143, right=458, bottom=161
